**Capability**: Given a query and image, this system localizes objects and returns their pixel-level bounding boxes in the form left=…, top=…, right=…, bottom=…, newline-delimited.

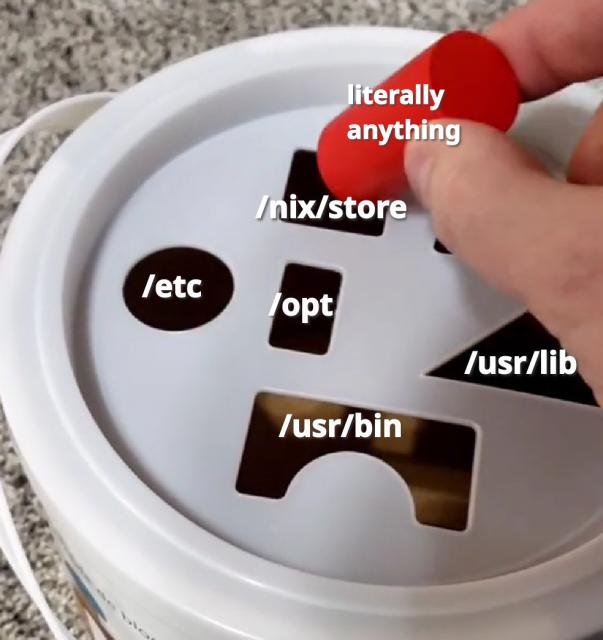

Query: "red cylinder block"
left=317, top=31, right=520, bottom=202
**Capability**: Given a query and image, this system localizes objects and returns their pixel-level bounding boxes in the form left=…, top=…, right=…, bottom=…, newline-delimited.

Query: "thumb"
left=404, top=122, right=603, bottom=399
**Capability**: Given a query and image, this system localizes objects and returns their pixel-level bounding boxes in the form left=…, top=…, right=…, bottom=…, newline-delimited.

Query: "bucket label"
left=58, top=540, right=159, bottom=640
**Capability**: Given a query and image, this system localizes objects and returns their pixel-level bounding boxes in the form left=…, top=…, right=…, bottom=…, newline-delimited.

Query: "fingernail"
left=405, top=142, right=435, bottom=205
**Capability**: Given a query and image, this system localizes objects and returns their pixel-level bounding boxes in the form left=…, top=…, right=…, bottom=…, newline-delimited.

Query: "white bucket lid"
left=2, top=26, right=603, bottom=639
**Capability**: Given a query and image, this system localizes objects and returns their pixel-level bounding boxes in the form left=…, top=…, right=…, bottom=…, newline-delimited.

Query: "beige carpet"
left=0, top=1, right=524, bottom=638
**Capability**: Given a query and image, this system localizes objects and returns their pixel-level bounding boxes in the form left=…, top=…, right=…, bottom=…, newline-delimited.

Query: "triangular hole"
left=434, top=239, right=451, bottom=254
left=428, top=313, right=597, bottom=406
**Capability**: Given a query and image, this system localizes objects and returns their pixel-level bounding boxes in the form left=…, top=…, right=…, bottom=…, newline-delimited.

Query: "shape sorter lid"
left=58, top=30, right=603, bottom=588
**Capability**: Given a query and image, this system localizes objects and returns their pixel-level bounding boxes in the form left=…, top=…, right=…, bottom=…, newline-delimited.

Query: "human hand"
left=404, top=0, right=603, bottom=403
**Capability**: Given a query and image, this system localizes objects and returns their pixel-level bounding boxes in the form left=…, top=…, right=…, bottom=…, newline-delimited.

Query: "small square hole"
left=269, top=263, right=342, bottom=355
left=282, top=150, right=386, bottom=236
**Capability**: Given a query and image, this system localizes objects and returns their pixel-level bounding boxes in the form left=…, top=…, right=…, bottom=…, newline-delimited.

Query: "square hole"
left=282, top=149, right=386, bottom=236
left=269, top=263, right=342, bottom=355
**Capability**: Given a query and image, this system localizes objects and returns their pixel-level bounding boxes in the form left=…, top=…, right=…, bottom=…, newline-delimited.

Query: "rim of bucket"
left=1, top=26, right=603, bottom=634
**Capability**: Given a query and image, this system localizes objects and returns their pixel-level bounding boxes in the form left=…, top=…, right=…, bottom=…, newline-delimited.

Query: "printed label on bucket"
left=57, top=539, right=157, bottom=640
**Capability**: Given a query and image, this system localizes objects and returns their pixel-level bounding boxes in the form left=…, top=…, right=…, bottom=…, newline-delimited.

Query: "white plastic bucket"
left=1, top=27, right=603, bottom=640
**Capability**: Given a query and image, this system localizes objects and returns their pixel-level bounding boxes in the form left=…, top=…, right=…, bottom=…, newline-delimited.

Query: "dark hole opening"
left=282, top=149, right=386, bottom=236
left=429, top=313, right=596, bottom=405
left=237, top=392, right=476, bottom=531
left=269, top=263, right=342, bottom=355
left=434, top=239, right=451, bottom=254
left=123, top=246, right=234, bottom=331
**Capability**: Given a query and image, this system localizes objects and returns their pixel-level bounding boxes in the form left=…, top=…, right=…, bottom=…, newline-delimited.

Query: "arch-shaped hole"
left=237, top=392, right=476, bottom=531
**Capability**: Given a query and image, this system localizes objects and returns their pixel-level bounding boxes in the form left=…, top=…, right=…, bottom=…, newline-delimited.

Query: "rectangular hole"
left=282, top=149, right=386, bottom=236
left=269, top=263, right=342, bottom=355
left=237, top=391, right=476, bottom=532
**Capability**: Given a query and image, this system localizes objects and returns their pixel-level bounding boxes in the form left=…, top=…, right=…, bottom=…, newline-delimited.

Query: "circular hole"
left=123, top=247, right=234, bottom=331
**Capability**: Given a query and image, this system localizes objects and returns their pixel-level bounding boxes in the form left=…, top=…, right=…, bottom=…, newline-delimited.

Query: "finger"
left=568, top=101, right=603, bottom=185
left=405, top=124, right=603, bottom=400
left=486, top=0, right=603, bottom=99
